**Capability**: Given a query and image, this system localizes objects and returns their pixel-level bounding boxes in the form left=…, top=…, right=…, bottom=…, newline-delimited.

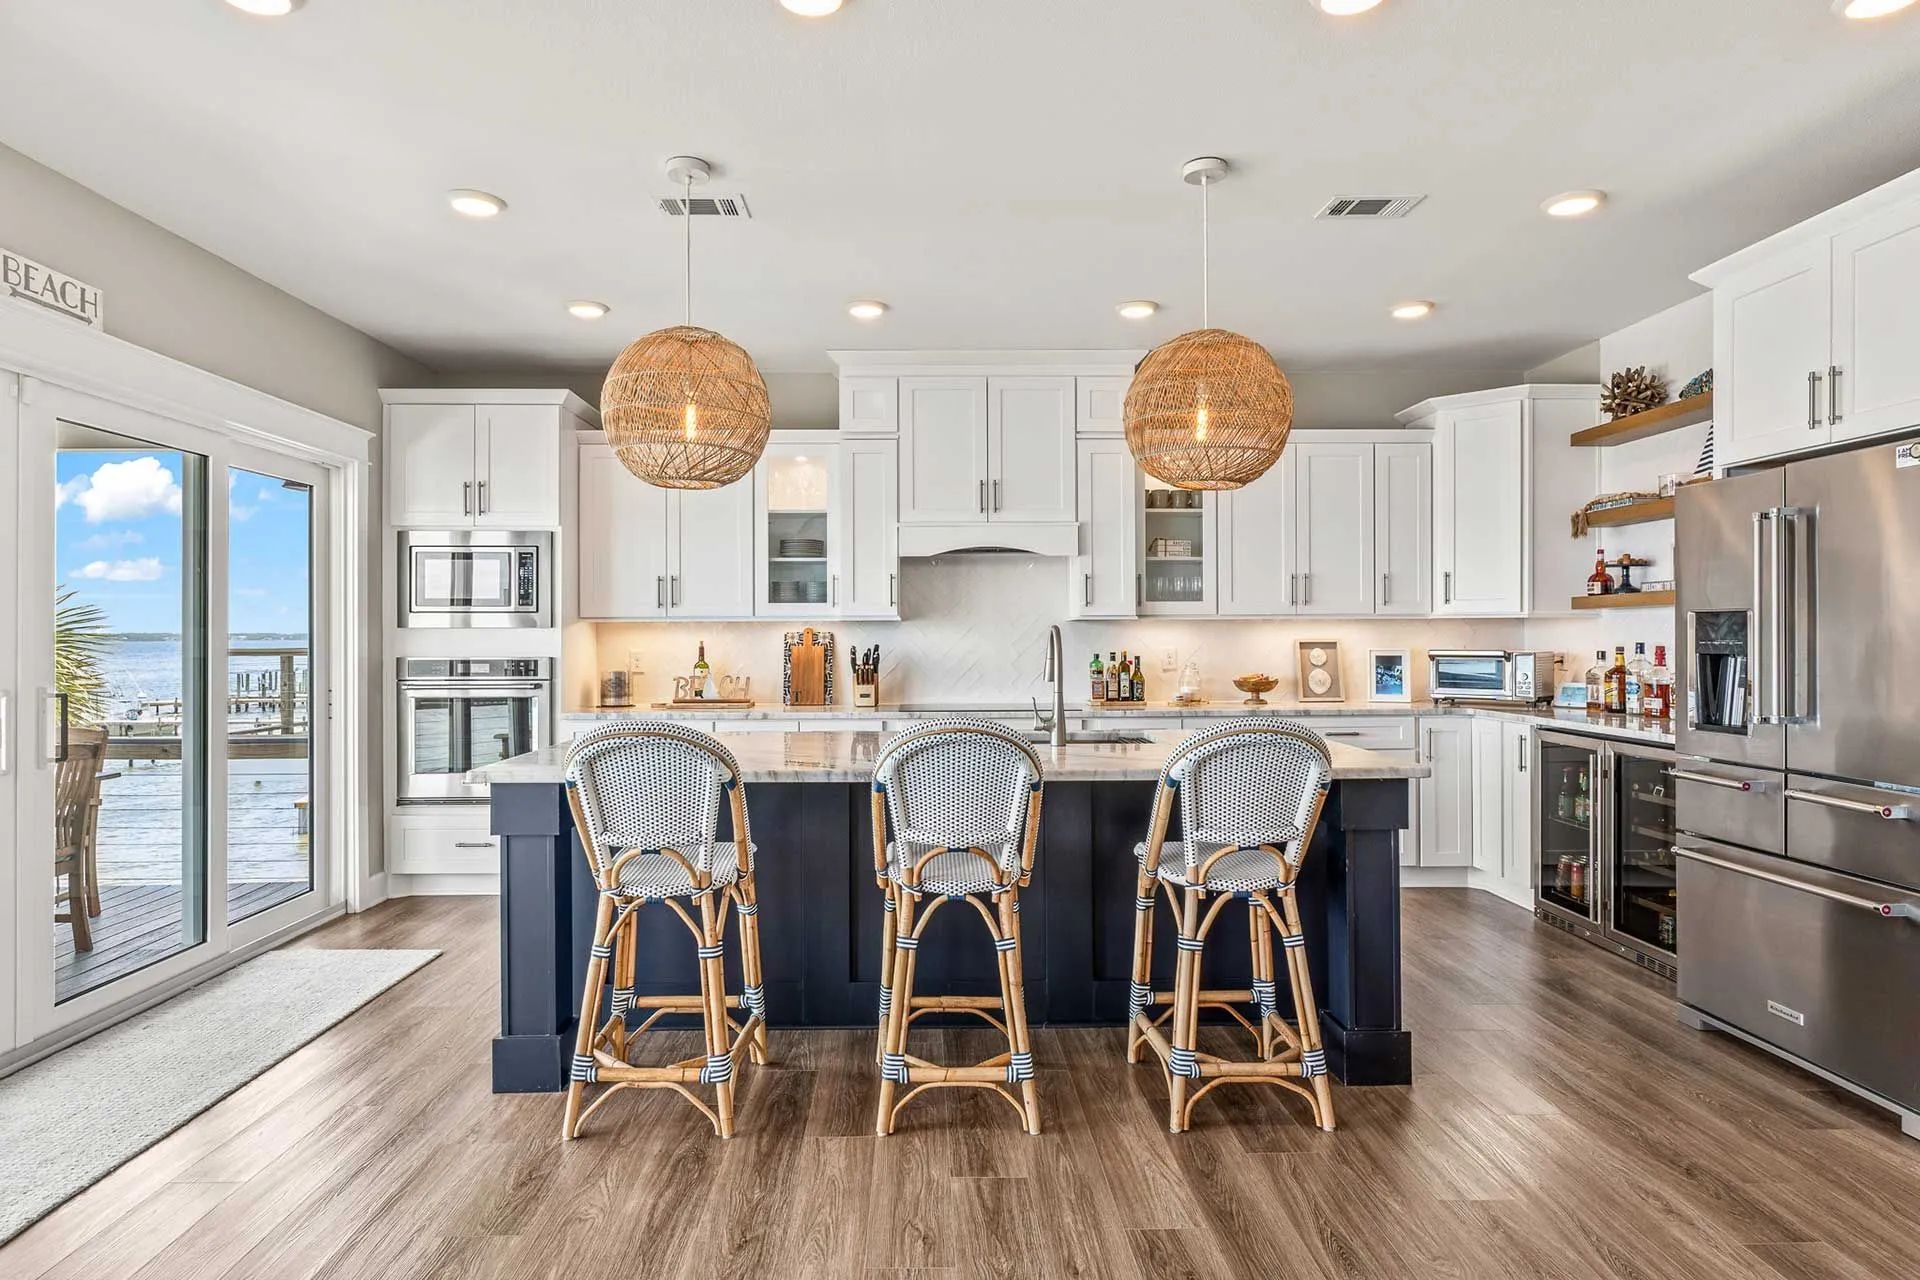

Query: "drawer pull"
left=1784, top=788, right=1914, bottom=821
left=454, top=841, right=496, bottom=849
left=1320, top=730, right=1364, bottom=738
left=1674, top=845, right=1917, bottom=920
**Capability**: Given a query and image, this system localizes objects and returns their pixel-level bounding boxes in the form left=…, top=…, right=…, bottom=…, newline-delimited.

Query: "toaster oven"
left=1428, top=650, right=1558, bottom=704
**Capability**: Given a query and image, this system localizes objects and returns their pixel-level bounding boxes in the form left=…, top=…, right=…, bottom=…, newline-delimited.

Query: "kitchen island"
left=475, top=730, right=1426, bottom=1093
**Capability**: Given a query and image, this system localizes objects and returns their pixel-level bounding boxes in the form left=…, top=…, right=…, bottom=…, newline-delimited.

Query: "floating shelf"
left=1571, top=392, right=1713, bottom=447
left=1582, top=496, right=1675, bottom=528
left=1570, top=590, right=1677, bottom=611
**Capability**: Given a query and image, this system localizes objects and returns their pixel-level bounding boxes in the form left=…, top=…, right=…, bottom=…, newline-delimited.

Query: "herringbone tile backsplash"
left=587, top=555, right=1559, bottom=708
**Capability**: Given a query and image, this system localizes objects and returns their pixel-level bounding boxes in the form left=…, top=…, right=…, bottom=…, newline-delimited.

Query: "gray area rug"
left=0, top=947, right=438, bottom=1244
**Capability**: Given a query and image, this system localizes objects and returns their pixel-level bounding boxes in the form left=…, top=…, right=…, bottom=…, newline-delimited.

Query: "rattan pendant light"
left=602, top=156, right=771, bottom=490
left=1124, top=157, right=1293, bottom=490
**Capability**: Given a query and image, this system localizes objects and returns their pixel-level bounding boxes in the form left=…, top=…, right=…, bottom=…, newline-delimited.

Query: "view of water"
left=92, top=634, right=309, bottom=726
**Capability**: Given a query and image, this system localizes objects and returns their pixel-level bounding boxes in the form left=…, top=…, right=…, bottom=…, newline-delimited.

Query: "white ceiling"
left=3, top=1, right=1918, bottom=377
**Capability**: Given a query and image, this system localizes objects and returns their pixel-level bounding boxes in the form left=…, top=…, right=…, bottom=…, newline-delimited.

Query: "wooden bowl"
left=1232, top=674, right=1279, bottom=706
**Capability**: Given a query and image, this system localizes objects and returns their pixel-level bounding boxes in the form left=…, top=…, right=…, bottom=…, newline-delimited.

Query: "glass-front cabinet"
left=1535, top=731, right=1678, bottom=976
left=1140, top=480, right=1216, bottom=615
left=755, top=441, right=835, bottom=616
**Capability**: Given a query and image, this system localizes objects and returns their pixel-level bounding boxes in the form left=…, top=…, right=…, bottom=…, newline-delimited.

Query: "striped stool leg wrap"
left=883, top=895, right=897, bottom=913
left=735, top=900, right=758, bottom=917
left=1006, top=1051, right=1035, bottom=1083
left=1128, top=981, right=1152, bottom=1021
left=895, top=935, right=919, bottom=952
left=877, top=984, right=893, bottom=1018
left=1174, top=934, right=1205, bottom=953
left=1280, top=931, right=1306, bottom=951
left=1251, top=978, right=1278, bottom=1022
left=1011, top=899, right=1020, bottom=913
left=993, top=936, right=1018, bottom=953
left=1301, top=1048, right=1328, bottom=1078
left=1135, top=895, right=1155, bottom=913
left=881, top=1052, right=911, bottom=1084
left=610, top=986, right=636, bottom=1016
left=696, top=943, right=725, bottom=961
left=742, top=984, right=766, bottom=1019
left=569, top=1054, right=599, bottom=1084
left=589, top=941, right=615, bottom=961
left=699, top=1053, right=734, bottom=1085
left=1167, top=1045, right=1202, bottom=1078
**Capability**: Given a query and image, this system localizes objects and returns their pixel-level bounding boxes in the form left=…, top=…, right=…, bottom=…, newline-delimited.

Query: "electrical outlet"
left=628, top=649, right=644, bottom=674
left=1161, top=648, right=1179, bottom=673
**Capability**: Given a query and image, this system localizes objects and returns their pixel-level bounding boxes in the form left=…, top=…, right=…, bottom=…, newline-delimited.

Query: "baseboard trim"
left=1401, top=868, right=1535, bottom=912
left=388, top=872, right=500, bottom=897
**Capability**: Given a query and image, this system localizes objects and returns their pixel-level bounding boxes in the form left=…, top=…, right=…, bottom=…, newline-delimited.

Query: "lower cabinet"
left=1415, top=717, right=1474, bottom=867
left=388, top=814, right=498, bottom=877
left=1466, top=718, right=1536, bottom=907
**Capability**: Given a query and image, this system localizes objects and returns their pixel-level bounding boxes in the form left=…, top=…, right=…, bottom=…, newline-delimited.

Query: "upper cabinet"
left=1693, top=171, right=1920, bottom=467
left=1217, top=454, right=1292, bottom=617
left=1071, top=437, right=1139, bottom=619
left=897, top=375, right=1074, bottom=525
left=986, top=376, right=1077, bottom=522
left=1374, top=441, right=1432, bottom=615
left=834, top=437, right=902, bottom=619
left=383, top=392, right=586, bottom=529
left=1292, top=440, right=1374, bottom=616
left=576, top=438, right=753, bottom=621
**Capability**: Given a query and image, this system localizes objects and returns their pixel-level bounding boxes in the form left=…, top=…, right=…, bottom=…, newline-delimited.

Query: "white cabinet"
left=1293, top=440, right=1374, bottom=616
left=1432, top=399, right=1524, bottom=615
left=576, top=439, right=752, bottom=620
left=1470, top=718, right=1505, bottom=876
left=1713, top=244, right=1834, bottom=467
left=1416, top=717, right=1473, bottom=868
left=1217, top=454, right=1294, bottom=616
left=899, top=377, right=990, bottom=523
left=388, top=814, right=498, bottom=877
left=755, top=439, right=836, bottom=619
left=1072, top=438, right=1140, bottom=619
left=1141, top=488, right=1218, bottom=616
left=385, top=401, right=561, bottom=528
left=1467, top=717, right=1536, bottom=908
left=1374, top=442, right=1431, bottom=615
left=1831, top=199, right=1920, bottom=445
left=839, top=376, right=899, bottom=434
left=987, top=376, right=1076, bottom=522
left=1077, top=376, right=1131, bottom=436
left=834, top=437, right=901, bottom=618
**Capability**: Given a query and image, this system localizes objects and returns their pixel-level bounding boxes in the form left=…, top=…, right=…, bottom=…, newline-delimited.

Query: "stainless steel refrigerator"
left=1674, top=434, right=1920, bottom=1138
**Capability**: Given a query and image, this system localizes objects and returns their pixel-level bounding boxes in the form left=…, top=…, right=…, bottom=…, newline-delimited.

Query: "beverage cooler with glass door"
left=1535, top=730, right=1680, bottom=978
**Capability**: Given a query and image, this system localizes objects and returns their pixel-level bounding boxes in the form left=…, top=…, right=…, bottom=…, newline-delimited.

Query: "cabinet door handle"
left=1828, top=365, right=1842, bottom=425
left=671, top=576, right=680, bottom=607
left=1381, top=570, right=1390, bottom=607
left=1302, top=573, right=1311, bottom=606
left=657, top=576, right=666, bottom=609
left=1289, top=573, right=1297, bottom=606
left=1443, top=570, right=1452, bottom=604
left=1136, top=573, right=1143, bottom=607
left=0, top=690, right=8, bottom=777
left=1807, top=370, right=1822, bottom=429
left=478, top=479, right=487, bottom=515
left=889, top=573, right=896, bottom=607
left=992, top=479, right=1001, bottom=511
left=978, top=480, right=986, bottom=513
left=831, top=574, right=839, bottom=607
left=463, top=480, right=473, bottom=515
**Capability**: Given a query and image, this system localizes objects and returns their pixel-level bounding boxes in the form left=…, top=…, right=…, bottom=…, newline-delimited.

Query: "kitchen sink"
left=1019, top=730, right=1155, bottom=745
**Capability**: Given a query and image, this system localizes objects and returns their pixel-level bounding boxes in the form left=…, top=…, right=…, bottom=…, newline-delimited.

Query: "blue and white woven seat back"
left=873, top=719, right=1043, bottom=877
left=564, top=721, right=744, bottom=877
left=1169, top=719, right=1332, bottom=872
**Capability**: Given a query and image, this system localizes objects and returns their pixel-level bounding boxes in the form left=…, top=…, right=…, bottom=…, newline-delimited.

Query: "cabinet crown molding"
left=827, top=349, right=1146, bottom=377
left=1395, top=382, right=1600, bottom=425
left=379, top=386, right=600, bottom=426
left=1691, top=166, right=1920, bottom=289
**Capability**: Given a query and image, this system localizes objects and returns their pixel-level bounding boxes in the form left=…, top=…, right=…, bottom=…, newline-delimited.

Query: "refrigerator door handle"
left=1783, top=788, right=1916, bottom=822
left=1751, top=510, right=1773, bottom=724
left=1776, top=505, right=1810, bottom=724
left=1674, top=845, right=1918, bottom=920
left=1669, top=767, right=1771, bottom=793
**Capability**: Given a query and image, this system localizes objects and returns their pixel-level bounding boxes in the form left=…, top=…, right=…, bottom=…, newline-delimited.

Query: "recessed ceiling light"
left=1308, top=0, right=1385, bottom=13
left=848, top=299, right=888, bottom=320
left=447, top=189, right=507, bottom=219
left=225, top=0, right=304, bottom=14
left=566, top=300, right=609, bottom=320
left=781, top=0, right=844, bottom=14
left=1542, top=189, right=1607, bottom=218
left=1834, top=0, right=1915, bottom=16
left=1116, top=300, right=1159, bottom=320
left=1390, top=301, right=1435, bottom=320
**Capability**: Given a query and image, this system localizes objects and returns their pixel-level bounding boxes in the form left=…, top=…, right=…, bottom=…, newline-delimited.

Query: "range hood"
left=897, top=522, right=1080, bottom=558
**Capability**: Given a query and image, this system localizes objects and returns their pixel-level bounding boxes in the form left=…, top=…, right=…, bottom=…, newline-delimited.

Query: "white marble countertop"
left=559, top=700, right=1676, bottom=746
left=471, top=730, right=1431, bottom=786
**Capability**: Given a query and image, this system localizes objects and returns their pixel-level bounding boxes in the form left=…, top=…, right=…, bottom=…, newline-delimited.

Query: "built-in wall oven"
left=399, top=530, right=551, bottom=628
left=397, top=657, right=552, bottom=803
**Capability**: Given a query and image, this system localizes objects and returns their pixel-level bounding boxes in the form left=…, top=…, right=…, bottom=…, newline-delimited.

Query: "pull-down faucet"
left=1033, top=624, right=1067, bottom=747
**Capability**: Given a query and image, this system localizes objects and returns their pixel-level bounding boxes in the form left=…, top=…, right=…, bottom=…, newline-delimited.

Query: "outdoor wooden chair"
left=54, top=726, right=111, bottom=951
left=1126, top=719, right=1338, bottom=1133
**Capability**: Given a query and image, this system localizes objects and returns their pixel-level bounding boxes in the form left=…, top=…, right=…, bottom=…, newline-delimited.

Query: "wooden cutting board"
left=785, top=628, right=827, bottom=706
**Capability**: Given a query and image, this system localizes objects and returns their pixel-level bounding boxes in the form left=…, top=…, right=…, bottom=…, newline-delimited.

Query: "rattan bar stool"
left=560, top=721, right=770, bottom=1140
left=1125, top=719, right=1338, bottom=1133
left=870, top=719, right=1045, bottom=1136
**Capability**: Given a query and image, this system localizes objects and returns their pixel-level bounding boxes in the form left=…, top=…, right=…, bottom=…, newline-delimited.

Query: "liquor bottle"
left=1107, top=652, right=1120, bottom=702
left=1625, top=642, right=1651, bottom=717
left=692, top=642, right=711, bottom=700
left=1585, top=650, right=1606, bottom=713
left=1586, top=548, right=1614, bottom=596
left=1575, top=766, right=1590, bottom=826
left=1604, top=646, right=1628, bottom=715
left=1648, top=644, right=1673, bottom=721
left=1131, top=655, right=1147, bottom=702
left=1089, top=652, right=1105, bottom=702
left=1557, top=767, right=1574, bottom=820
left=1117, top=651, right=1132, bottom=701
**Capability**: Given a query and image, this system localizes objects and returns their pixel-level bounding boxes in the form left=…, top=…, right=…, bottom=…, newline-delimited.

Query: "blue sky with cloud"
left=56, top=450, right=310, bottom=635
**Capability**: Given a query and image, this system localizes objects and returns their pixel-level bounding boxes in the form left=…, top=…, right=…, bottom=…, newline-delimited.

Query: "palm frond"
left=54, top=586, right=115, bottom=726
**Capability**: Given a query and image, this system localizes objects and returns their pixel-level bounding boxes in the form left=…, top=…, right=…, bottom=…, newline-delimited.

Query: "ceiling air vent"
left=1315, top=194, right=1425, bottom=220
left=657, top=194, right=752, bottom=218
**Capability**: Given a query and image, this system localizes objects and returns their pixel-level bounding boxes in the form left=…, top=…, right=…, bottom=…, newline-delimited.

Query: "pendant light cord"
left=684, top=173, right=693, bottom=326
left=1200, top=174, right=1210, bottom=329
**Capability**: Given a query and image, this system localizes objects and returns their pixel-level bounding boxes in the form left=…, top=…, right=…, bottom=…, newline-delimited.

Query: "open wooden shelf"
left=1582, top=496, right=1675, bottom=527
left=1570, top=590, right=1676, bottom=611
left=1571, top=392, right=1713, bottom=447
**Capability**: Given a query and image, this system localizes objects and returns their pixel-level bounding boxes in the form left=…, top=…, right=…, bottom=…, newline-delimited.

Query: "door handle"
left=0, top=690, right=10, bottom=776
left=1289, top=574, right=1297, bottom=606
left=657, top=575, right=665, bottom=609
left=889, top=573, right=896, bottom=607
left=1302, top=573, right=1310, bottom=606
left=1828, top=365, right=1842, bottom=425
left=1674, top=845, right=1919, bottom=920
left=978, top=480, right=986, bottom=514
left=477, top=479, right=487, bottom=515
left=1807, top=370, right=1822, bottom=430
left=463, top=480, right=473, bottom=515
left=1084, top=573, right=1092, bottom=607
left=1784, top=788, right=1915, bottom=821
left=1443, top=570, right=1452, bottom=605
left=831, top=574, right=839, bottom=607
left=1381, top=570, right=1390, bottom=607
left=1669, top=768, right=1763, bottom=792
left=44, top=690, right=69, bottom=763
left=671, top=576, right=680, bottom=607
left=992, top=479, right=1001, bottom=511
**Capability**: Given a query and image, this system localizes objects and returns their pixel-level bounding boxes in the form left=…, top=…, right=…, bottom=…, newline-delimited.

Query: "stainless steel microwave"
left=1428, top=650, right=1558, bottom=704
left=400, top=530, right=551, bottom=628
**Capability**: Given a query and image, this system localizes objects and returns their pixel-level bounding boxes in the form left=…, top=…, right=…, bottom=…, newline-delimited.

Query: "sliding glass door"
left=10, top=383, right=335, bottom=1043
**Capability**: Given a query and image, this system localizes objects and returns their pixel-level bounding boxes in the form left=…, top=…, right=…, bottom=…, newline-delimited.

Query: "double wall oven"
left=397, top=658, right=552, bottom=803
left=1671, top=437, right=1920, bottom=1137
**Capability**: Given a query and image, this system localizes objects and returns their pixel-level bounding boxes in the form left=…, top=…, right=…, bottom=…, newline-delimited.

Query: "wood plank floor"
left=55, top=882, right=308, bottom=1003
left=5, top=889, right=1917, bottom=1280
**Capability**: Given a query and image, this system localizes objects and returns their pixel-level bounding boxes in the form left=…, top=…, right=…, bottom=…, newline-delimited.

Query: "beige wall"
left=1, top=142, right=432, bottom=882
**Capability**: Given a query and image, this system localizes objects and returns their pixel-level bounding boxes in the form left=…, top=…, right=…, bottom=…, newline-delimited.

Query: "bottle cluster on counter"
left=1089, top=650, right=1148, bottom=703
left=1584, top=642, right=1671, bottom=720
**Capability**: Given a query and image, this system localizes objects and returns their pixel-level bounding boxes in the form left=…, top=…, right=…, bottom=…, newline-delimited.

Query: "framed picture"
left=1295, top=640, right=1345, bottom=703
left=1368, top=649, right=1412, bottom=703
